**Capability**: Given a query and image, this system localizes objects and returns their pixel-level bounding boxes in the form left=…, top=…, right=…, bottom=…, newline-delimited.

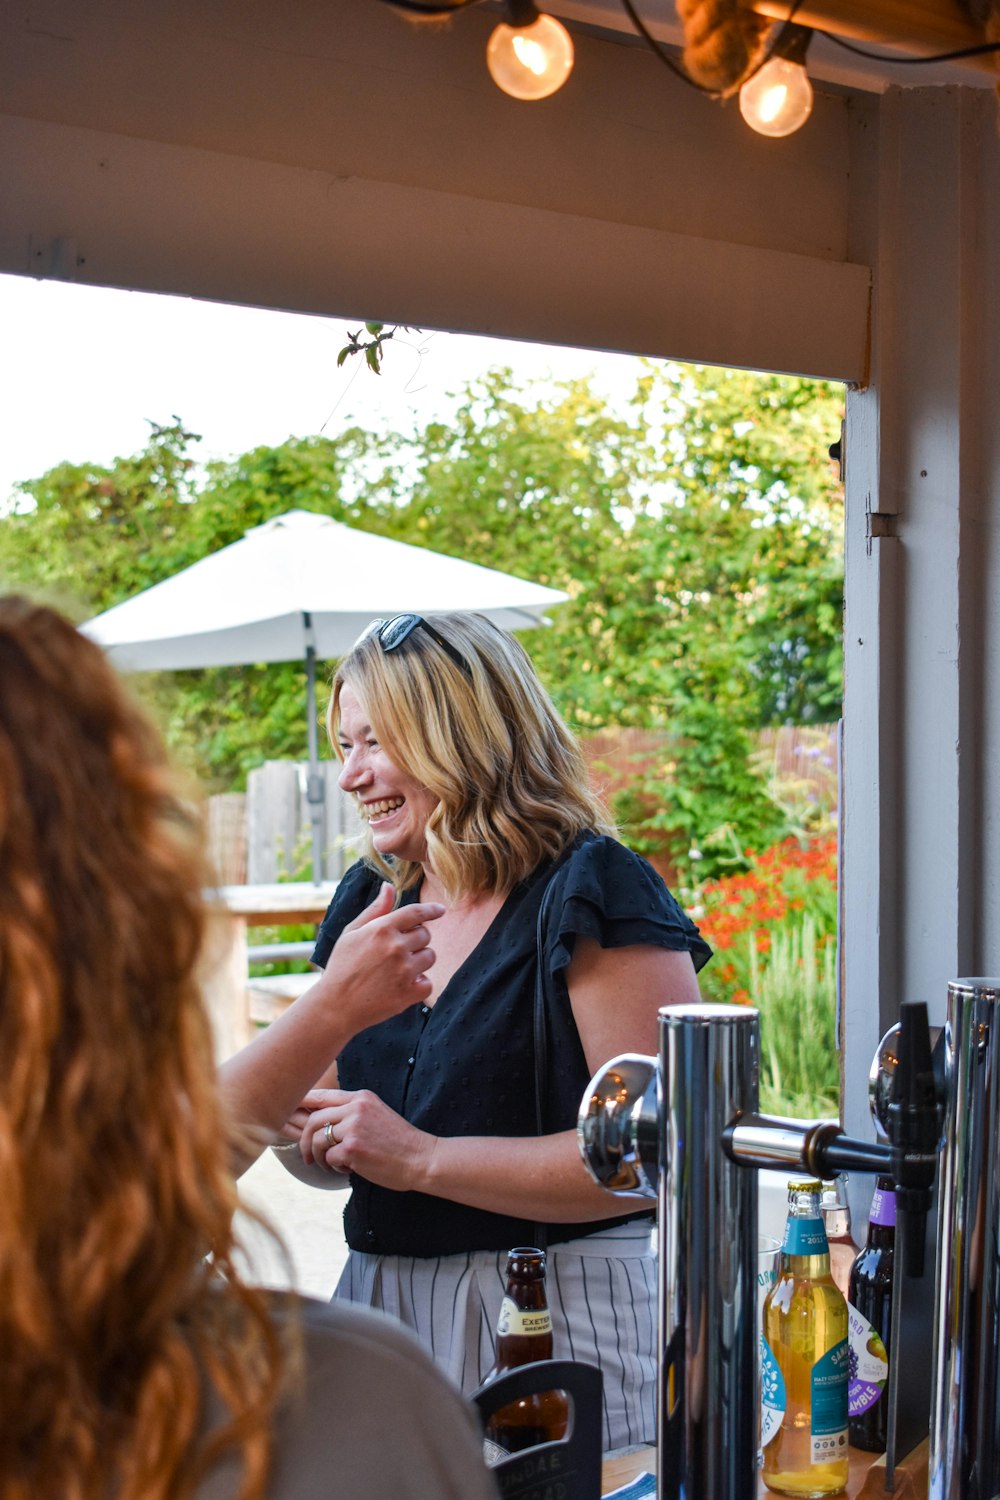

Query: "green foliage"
left=337, top=322, right=415, bottom=374
left=752, top=919, right=839, bottom=1119
left=694, top=834, right=839, bottom=1117
left=247, top=918, right=317, bottom=978
left=695, top=833, right=838, bottom=998
left=0, top=418, right=202, bottom=613
left=0, top=364, right=845, bottom=852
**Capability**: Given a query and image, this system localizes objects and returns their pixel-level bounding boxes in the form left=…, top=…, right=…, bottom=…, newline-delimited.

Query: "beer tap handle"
left=725, top=1114, right=891, bottom=1178
left=887, top=1001, right=941, bottom=1278
left=887, top=1002, right=941, bottom=1482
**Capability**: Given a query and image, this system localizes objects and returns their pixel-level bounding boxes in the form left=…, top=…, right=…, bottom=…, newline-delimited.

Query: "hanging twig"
left=337, top=321, right=417, bottom=375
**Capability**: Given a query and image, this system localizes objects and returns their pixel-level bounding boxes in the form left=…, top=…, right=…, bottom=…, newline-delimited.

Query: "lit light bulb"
left=486, top=12, right=574, bottom=100
left=738, top=27, right=813, bottom=138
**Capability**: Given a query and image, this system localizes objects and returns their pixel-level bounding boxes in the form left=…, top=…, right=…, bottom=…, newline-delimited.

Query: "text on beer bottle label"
left=496, top=1297, right=553, bottom=1338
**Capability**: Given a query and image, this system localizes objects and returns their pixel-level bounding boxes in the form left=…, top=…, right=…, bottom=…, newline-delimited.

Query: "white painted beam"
left=0, top=114, right=871, bottom=382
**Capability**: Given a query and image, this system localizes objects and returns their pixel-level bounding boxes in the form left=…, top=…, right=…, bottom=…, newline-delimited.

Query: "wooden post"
left=200, top=908, right=255, bottom=1063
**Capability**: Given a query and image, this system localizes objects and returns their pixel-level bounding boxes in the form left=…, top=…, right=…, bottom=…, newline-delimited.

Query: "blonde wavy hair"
left=0, top=597, right=286, bottom=1500
left=329, top=612, right=614, bottom=899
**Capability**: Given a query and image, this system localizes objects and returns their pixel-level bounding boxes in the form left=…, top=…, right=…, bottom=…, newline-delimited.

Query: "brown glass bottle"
left=482, top=1247, right=570, bottom=1464
left=847, top=1176, right=896, bottom=1453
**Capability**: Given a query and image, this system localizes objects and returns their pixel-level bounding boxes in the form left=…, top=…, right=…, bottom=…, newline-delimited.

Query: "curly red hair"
left=0, top=596, right=286, bottom=1500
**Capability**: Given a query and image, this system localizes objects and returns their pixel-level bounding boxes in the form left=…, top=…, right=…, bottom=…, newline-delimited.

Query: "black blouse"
left=311, top=834, right=712, bottom=1258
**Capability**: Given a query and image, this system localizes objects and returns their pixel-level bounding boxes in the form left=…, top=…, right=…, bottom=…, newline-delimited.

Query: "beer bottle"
left=847, top=1174, right=896, bottom=1453
left=481, top=1247, right=570, bottom=1464
left=762, top=1180, right=850, bottom=1497
left=821, top=1178, right=859, bottom=1304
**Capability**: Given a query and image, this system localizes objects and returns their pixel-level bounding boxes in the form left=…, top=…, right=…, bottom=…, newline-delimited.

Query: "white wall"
left=0, top=0, right=869, bottom=379
left=842, top=86, right=1000, bottom=1146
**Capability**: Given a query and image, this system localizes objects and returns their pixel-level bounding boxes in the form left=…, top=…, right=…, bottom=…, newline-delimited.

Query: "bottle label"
left=783, top=1215, right=829, bottom=1256
left=496, top=1296, right=552, bottom=1338
left=870, top=1188, right=897, bottom=1228
left=810, top=1339, right=849, bottom=1465
left=482, top=1438, right=509, bottom=1467
left=848, top=1305, right=889, bottom=1415
left=760, top=1335, right=786, bottom=1447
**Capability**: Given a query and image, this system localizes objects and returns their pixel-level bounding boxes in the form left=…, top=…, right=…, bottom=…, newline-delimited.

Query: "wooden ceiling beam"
left=751, top=0, right=999, bottom=74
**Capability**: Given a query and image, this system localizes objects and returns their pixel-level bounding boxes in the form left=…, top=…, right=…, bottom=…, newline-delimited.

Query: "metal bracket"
left=28, top=235, right=83, bottom=281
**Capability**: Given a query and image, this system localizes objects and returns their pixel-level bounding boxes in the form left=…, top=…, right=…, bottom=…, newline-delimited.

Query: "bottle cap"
left=787, top=1178, right=823, bottom=1196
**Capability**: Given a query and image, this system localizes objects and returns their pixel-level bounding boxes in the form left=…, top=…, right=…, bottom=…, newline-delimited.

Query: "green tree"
left=354, top=363, right=844, bottom=874
left=0, top=364, right=845, bottom=867
left=0, top=419, right=201, bottom=613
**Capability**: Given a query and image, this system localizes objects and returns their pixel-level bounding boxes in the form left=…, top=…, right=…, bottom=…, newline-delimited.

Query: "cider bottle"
left=481, top=1247, right=570, bottom=1465
left=847, top=1175, right=896, bottom=1453
left=762, top=1180, right=850, bottom=1497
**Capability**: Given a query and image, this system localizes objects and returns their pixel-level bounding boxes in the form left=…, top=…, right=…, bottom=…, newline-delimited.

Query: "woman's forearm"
left=218, top=890, right=446, bottom=1173
left=417, top=1128, right=650, bottom=1224
left=218, top=978, right=352, bottom=1172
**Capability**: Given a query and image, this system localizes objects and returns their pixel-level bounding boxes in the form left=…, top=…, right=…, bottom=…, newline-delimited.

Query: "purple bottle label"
left=870, top=1187, right=896, bottom=1228
left=848, top=1306, right=889, bottom=1415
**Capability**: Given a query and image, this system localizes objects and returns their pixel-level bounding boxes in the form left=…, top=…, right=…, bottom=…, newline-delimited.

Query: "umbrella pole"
left=303, top=612, right=326, bottom=885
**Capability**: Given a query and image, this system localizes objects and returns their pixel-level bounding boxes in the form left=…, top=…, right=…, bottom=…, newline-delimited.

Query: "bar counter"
left=600, top=1439, right=929, bottom=1498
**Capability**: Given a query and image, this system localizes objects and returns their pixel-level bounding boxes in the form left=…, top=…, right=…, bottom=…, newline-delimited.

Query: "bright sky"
left=0, top=273, right=645, bottom=509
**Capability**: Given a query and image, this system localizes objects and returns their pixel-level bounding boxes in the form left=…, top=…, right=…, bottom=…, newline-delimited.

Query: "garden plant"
left=694, top=833, right=839, bottom=1118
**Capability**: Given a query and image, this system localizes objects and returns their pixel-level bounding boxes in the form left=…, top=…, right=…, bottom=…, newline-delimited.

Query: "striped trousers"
left=333, top=1219, right=657, bottom=1453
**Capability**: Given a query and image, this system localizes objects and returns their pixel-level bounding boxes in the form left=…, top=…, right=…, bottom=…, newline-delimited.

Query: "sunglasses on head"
left=364, top=614, right=472, bottom=677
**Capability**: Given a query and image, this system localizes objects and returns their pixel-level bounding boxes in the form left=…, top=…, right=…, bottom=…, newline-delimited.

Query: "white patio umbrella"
left=83, top=509, right=568, bottom=881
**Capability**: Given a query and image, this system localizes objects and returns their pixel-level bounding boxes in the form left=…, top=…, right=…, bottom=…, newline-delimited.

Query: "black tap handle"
left=887, top=1001, right=939, bottom=1276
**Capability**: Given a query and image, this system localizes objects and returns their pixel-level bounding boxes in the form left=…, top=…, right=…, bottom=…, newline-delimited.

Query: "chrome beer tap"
left=928, top=979, right=1000, bottom=1500
left=578, top=1001, right=941, bottom=1500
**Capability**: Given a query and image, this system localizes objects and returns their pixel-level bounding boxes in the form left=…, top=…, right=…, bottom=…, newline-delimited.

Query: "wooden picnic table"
left=201, top=882, right=336, bottom=1060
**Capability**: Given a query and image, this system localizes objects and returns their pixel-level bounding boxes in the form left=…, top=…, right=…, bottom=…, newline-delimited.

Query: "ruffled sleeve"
left=545, top=835, right=712, bottom=976
left=310, top=859, right=383, bottom=968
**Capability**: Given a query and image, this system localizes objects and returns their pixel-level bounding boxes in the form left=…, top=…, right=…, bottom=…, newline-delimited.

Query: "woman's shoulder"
left=294, top=1294, right=462, bottom=1380
left=282, top=1298, right=497, bottom=1498
left=198, top=1294, right=496, bottom=1500
left=548, top=833, right=712, bottom=971
left=557, top=831, right=667, bottom=894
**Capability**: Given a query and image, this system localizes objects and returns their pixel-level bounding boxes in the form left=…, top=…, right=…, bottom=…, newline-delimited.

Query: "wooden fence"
left=208, top=761, right=362, bottom=888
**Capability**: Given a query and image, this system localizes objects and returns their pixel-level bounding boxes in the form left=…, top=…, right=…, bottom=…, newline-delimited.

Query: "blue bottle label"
left=783, top=1214, right=829, bottom=1256
left=760, top=1335, right=786, bottom=1448
left=810, top=1338, right=849, bottom=1464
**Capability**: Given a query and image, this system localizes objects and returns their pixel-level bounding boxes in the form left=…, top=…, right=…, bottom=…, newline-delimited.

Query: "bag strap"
left=532, top=843, right=581, bottom=1250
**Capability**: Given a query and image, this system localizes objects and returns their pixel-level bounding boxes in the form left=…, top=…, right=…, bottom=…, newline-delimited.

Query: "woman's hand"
left=294, top=1087, right=438, bottom=1192
left=218, top=884, right=443, bottom=1169
left=314, top=882, right=445, bottom=1034
left=291, top=1092, right=652, bottom=1222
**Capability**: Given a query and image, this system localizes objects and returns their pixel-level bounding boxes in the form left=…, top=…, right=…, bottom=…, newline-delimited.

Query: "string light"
left=486, top=1, right=574, bottom=100
left=739, top=24, right=813, bottom=137
left=374, top=1, right=1000, bottom=135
